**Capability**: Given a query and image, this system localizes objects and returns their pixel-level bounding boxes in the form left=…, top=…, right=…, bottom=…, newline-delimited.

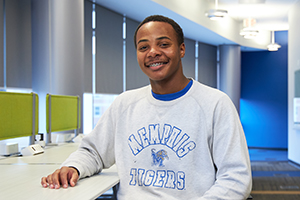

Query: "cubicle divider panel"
left=46, top=94, right=81, bottom=134
left=0, top=92, right=39, bottom=140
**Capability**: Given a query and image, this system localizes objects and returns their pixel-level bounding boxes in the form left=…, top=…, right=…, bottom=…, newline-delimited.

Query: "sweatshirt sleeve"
left=200, top=95, right=252, bottom=199
left=61, top=101, right=117, bottom=179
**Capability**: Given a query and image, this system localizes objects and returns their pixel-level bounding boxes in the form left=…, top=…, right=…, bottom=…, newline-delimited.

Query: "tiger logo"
left=151, top=148, right=169, bottom=167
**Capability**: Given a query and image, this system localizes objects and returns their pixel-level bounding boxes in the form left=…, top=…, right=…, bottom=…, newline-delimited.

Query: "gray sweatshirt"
left=62, top=79, right=252, bottom=200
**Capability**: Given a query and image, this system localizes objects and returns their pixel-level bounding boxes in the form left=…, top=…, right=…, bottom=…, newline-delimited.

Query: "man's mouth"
left=147, top=62, right=168, bottom=68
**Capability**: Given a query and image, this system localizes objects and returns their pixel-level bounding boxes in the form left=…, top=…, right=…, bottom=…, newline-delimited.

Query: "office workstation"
left=1, top=0, right=300, bottom=199
left=0, top=92, right=81, bottom=152
left=0, top=92, right=119, bottom=199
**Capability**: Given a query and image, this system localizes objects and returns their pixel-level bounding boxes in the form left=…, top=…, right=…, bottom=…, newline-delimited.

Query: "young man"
left=42, top=15, right=252, bottom=199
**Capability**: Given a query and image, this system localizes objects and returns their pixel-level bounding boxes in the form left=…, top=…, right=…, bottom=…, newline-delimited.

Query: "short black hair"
left=134, top=15, right=184, bottom=49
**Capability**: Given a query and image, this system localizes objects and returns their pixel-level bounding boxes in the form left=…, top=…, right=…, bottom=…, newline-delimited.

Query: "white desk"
left=0, top=143, right=80, bottom=164
left=0, top=143, right=120, bottom=200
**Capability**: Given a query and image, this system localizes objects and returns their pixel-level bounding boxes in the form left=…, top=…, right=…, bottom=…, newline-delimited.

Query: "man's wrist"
left=69, top=166, right=80, bottom=176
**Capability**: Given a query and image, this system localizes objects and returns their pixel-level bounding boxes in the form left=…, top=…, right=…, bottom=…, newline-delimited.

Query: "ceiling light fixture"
left=240, top=18, right=259, bottom=39
left=267, top=31, right=281, bottom=51
left=206, top=0, right=228, bottom=20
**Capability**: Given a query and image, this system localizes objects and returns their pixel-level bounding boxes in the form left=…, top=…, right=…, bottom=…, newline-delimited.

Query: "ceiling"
left=218, top=0, right=297, bottom=31
left=94, top=0, right=297, bottom=50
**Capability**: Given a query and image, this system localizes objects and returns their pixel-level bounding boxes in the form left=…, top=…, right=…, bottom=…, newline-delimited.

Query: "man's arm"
left=41, top=98, right=118, bottom=189
left=201, top=95, right=252, bottom=199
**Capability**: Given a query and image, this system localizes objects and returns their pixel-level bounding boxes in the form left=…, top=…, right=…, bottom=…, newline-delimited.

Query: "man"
left=42, top=15, right=252, bottom=199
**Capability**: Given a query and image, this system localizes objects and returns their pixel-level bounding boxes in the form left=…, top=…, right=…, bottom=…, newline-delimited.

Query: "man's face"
left=135, top=21, right=185, bottom=84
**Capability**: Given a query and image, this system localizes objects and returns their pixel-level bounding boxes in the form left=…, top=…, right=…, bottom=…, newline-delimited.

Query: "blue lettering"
left=129, top=168, right=136, bottom=185
left=176, top=141, right=196, bottom=158
left=165, top=170, right=176, bottom=189
left=128, top=134, right=143, bottom=156
left=138, top=128, right=150, bottom=148
left=161, top=124, right=172, bottom=144
left=129, top=168, right=185, bottom=190
left=128, top=124, right=196, bottom=158
left=153, top=170, right=166, bottom=188
left=149, top=124, right=160, bottom=145
left=138, top=168, right=145, bottom=186
left=144, top=170, right=155, bottom=186
left=177, top=171, right=185, bottom=190
left=172, top=133, right=189, bottom=152
left=166, top=127, right=181, bottom=149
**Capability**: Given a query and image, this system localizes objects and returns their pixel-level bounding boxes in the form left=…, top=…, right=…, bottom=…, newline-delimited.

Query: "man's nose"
left=148, top=46, right=161, bottom=58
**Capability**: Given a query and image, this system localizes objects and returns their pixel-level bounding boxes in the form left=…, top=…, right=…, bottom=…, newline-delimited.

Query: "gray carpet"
left=251, top=161, right=300, bottom=200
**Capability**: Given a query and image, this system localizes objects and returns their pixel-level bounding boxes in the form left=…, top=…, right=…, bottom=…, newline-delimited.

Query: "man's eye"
left=138, top=46, right=147, bottom=51
left=160, top=43, right=169, bottom=47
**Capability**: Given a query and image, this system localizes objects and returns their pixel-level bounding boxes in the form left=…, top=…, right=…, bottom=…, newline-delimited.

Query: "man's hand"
left=41, top=166, right=79, bottom=189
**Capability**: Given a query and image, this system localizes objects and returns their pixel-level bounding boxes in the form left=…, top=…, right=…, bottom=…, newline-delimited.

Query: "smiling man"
left=42, top=15, right=252, bottom=200
left=135, top=18, right=189, bottom=95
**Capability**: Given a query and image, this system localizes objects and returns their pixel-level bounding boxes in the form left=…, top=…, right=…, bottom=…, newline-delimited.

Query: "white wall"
left=288, top=0, right=300, bottom=164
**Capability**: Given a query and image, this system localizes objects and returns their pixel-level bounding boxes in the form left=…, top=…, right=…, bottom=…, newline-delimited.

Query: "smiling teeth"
left=149, top=63, right=163, bottom=67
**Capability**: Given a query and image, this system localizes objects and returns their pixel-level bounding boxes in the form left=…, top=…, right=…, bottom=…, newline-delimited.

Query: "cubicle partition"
left=46, top=94, right=81, bottom=144
left=0, top=92, right=39, bottom=145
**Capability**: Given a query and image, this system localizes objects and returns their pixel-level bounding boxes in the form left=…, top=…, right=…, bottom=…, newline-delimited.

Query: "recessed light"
left=206, top=9, right=228, bottom=20
left=206, top=0, right=228, bottom=20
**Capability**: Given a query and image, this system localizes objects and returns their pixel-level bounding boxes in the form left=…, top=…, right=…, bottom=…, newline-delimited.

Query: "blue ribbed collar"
left=151, top=79, right=193, bottom=101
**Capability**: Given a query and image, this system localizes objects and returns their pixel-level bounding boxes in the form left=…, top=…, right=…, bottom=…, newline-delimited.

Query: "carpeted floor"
left=249, top=149, right=300, bottom=200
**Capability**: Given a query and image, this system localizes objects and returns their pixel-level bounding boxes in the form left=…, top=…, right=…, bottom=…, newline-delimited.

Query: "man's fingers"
left=60, top=167, right=69, bottom=188
left=60, top=167, right=75, bottom=188
left=42, top=174, right=54, bottom=189
left=41, top=167, right=79, bottom=189
left=41, top=177, right=48, bottom=188
left=69, top=168, right=79, bottom=187
left=48, top=169, right=61, bottom=189
left=53, top=167, right=79, bottom=188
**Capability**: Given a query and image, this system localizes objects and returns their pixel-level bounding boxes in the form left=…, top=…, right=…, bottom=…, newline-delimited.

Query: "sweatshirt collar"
left=151, top=79, right=193, bottom=101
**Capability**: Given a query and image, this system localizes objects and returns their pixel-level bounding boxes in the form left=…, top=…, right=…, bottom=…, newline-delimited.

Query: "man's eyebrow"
left=137, top=36, right=172, bottom=45
left=157, top=36, right=172, bottom=41
left=137, top=39, right=149, bottom=45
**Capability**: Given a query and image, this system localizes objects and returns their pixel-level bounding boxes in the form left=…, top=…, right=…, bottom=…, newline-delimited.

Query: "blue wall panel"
left=241, top=31, right=288, bottom=149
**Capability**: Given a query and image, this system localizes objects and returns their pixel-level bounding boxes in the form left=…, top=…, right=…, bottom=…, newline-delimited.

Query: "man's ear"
left=180, top=43, right=185, bottom=58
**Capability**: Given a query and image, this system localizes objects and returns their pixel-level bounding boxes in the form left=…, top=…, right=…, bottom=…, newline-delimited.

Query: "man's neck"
left=150, top=76, right=190, bottom=95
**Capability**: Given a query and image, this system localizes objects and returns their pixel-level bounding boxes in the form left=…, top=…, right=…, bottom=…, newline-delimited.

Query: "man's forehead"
left=137, top=21, right=174, bottom=37
left=140, top=21, right=171, bottom=29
